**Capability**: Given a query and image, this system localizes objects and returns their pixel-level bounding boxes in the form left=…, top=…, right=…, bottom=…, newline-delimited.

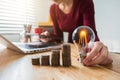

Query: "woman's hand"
left=83, top=41, right=113, bottom=66
left=39, top=31, right=52, bottom=43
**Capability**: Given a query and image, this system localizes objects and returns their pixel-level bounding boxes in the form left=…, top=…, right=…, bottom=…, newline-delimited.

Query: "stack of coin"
left=62, top=43, right=71, bottom=67
left=41, top=54, right=50, bottom=66
left=31, top=56, right=40, bottom=65
left=51, top=50, right=60, bottom=66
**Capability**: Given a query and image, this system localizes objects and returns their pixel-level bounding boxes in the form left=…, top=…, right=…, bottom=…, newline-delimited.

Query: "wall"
left=34, top=0, right=52, bottom=23
left=94, top=0, right=120, bottom=52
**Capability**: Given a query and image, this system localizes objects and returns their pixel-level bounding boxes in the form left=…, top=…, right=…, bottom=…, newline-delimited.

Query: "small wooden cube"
left=41, top=54, right=50, bottom=66
left=31, top=56, right=40, bottom=65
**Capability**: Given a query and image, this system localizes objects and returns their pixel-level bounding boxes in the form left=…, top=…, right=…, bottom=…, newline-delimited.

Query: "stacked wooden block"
left=31, top=43, right=71, bottom=67
left=51, top=50, right=60, bottom=66
left=41, top=55, right=50, bottom=66
left=62, top=43, right=71, bottom=67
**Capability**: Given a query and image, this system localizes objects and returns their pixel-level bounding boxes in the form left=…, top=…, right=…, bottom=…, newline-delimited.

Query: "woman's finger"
left=84, top=42, right=103, bottom=63
left=85, top=45, right=108, bottom=66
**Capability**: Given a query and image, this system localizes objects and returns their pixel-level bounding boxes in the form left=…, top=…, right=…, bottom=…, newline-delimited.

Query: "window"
left=0, top=0, right=37, bottom=34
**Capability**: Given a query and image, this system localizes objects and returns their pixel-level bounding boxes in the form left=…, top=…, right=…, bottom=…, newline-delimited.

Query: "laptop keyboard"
left=15, top=42, right=61, bottom=53
left=18, top=42, right=58, bottom=49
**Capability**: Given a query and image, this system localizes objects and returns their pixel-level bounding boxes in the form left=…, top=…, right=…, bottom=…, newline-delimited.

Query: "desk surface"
left=0, top=44, right=120, bottom=80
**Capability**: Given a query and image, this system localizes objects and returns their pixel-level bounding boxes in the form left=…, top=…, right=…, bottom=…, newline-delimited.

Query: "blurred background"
left=0, top=0, right=120, bottom=52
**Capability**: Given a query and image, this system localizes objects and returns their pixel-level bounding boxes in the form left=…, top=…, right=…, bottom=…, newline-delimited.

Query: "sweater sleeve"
left=50, top=4, right=63, bottom=42
left=82, top=0, right=99, bottom=41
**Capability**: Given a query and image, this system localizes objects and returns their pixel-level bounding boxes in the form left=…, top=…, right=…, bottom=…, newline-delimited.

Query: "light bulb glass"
left=72, top=26, right=95, bottom=52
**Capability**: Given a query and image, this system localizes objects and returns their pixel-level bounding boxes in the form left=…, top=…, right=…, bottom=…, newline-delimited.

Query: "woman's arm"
left=82, top=0, right=99, bottom=41
left=50, top=4, right=63, bottom=42
left=81, top=0, right=113, bottom=66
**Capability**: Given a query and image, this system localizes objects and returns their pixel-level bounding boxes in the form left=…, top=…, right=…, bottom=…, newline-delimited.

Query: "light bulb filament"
left=79, top=30, right=87, bottom=47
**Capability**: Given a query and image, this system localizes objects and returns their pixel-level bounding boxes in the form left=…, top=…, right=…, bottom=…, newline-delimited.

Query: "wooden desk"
left=0, top=44, right=120, bottom=80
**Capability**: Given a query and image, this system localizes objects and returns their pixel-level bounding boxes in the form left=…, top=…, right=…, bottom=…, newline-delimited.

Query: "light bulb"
left=72, top=26, right=95, bottom=64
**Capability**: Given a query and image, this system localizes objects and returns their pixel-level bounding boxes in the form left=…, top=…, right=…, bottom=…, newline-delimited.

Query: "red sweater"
left=50, top=0, right=99, bottom=43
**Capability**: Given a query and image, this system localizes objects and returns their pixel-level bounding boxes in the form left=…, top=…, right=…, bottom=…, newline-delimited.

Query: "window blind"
left=0, top=0, right=37, bottom=34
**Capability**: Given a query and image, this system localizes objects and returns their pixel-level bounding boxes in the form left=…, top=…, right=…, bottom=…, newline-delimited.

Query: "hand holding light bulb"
left=72, top=26, right=113, bottom=66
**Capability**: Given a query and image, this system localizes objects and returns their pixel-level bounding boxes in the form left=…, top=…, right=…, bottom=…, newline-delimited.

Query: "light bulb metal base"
left=79, top=50, right=86, bottom=65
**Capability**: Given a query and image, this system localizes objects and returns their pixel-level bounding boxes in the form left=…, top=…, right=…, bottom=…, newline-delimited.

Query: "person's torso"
left=54, top=0, right=86, bottom=33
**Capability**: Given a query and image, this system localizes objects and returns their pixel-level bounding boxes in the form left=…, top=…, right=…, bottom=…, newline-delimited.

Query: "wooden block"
left=62, top=43, right=71, bottom=54
left=62, top=43, right=71, bottom=67
left=31, top=56, right=40, bottom=65
left=51, top=50, right=60, bottom=66
left=41, top=54, right=50, bottom=66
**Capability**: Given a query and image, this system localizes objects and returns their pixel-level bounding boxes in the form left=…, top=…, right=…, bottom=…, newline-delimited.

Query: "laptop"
left=0, top=34, right=61, bottom=54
